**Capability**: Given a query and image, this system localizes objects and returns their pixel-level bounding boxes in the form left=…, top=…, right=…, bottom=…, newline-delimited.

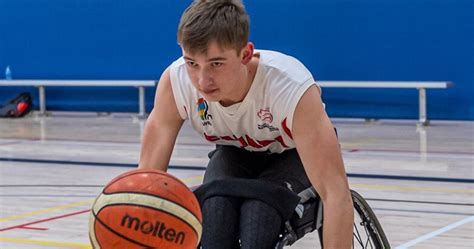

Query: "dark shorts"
left=203, top=145, right=312, bottom=194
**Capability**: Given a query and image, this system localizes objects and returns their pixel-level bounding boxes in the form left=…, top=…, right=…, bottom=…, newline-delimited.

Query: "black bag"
left=0, top=92, right=33, bottom=118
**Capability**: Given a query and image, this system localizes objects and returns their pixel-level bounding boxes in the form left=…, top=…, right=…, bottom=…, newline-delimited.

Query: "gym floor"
left=0, top=112, right=472, bottom=248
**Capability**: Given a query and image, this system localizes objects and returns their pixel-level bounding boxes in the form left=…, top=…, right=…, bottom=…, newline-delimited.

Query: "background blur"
left=0, top=0, right=472, bottom=120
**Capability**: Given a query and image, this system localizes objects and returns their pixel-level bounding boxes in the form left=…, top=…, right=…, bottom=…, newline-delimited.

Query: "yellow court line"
left=340, top=138, right=377, bottom=148
left=0, top=199, right=94, bottom=223
left=352, top=183, right=474, bottom=194
left=0, top=237, right=92, bottom=248
left=180, top=174, right=204, bottom=184
left=0, top=174, right=204, bottom=248
left=0, top=174, right=203, bottom=223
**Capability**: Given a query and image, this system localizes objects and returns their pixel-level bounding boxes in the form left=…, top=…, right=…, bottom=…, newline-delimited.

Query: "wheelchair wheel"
left=351, top=190, right=390, bottom=248
left=274, top=189, right=390, bottom=249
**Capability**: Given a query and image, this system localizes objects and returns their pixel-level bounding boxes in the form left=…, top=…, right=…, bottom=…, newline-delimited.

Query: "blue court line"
left=1, top=194, right=472, bottom=216
left=395, top=216, right=474, bottom=248
left=347, top=173, right=474, bottom=184
left=0, top=157, right=473, bottom=183
left=0, top=157, right=206, bottom=171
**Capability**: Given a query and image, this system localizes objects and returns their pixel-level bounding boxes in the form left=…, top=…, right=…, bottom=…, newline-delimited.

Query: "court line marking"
left=368, top=198, right=473, bottom=206
left=0, top=137, right=210, bottom=147
left=0, top=175, right=202, bottom=247
left=0, top=185, right=103, bottom=187
left=0, top=141, right=23, bottom=147
left=19, top=226, right=49, bottom=231
left=2, top=157, right=472, bottom=183
left=0, top=174, right=202, bottom=223
left=395, top=216, right=474, bottom=248
left=4, top=136, right=471, bottom=155
left=0, top=157, right=206, bottom=171
left=0, top=209, right=90, bottom=232
left=0, top=195, right=98, bottom=197
left=348, top=173, right=474, bottom=184
left=344, top=147, right=474, bottom=156
left=352, top=183, right=474, bottom=194
left=375, top=208, right=474, bottom=216
left=0, top=237, right=92, bottom=248
left=370, top=198, right=474, bottom=207
left=0, top=199, right=94, bottom=223
left=0, top=176, right=202, bottom=229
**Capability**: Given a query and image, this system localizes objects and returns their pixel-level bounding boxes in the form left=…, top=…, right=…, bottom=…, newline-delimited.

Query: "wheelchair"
left=275, top=187, right=390, bottom=249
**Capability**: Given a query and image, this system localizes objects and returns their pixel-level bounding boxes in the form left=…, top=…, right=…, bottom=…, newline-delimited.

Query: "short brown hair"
left=177, top=0, right=250, bottom=54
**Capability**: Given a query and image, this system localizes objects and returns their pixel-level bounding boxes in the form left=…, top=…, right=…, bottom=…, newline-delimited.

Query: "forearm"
left=138, top=113, right=181, bottom=171
left=322, top=194, right=354, bottom=249
left=291, top=85, right=354, bottom=247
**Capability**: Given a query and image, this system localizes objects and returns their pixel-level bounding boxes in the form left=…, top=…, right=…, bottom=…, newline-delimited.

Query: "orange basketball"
left=89, top=169, right=202, bottom=249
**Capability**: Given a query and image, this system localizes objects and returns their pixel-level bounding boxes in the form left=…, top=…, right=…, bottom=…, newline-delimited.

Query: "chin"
left=202, top=96, right=220, bottom=103
left=200, top=91, right=220, bottom=102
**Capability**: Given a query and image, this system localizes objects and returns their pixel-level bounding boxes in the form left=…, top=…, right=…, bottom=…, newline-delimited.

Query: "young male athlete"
left=139, top=0, right=353, bottom=248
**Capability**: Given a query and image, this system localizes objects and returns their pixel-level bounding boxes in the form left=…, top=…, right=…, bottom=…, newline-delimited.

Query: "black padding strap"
left=194, top=179, right=301, bottom=221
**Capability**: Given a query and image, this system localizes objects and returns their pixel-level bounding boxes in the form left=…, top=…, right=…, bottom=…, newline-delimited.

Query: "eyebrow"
left=183, top=56, right=227, bottom=62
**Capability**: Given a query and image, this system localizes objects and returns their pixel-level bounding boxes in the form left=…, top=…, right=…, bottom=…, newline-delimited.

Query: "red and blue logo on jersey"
left=257, top=108, right=278, bottom=132
left=197, top=98, right=212, bottom=126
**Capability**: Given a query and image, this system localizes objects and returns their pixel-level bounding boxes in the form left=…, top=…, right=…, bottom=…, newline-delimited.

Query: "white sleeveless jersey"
left=169, top=50, right=317, bottom=153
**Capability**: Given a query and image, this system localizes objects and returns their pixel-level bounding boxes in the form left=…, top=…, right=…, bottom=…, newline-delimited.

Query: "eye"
left=211, top=62, right=223, bottom=68
left=186, top=61, right=198, bottom=68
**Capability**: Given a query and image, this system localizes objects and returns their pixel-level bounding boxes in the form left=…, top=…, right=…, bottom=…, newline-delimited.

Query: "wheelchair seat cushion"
left=194, top=179, right=301, bottom=221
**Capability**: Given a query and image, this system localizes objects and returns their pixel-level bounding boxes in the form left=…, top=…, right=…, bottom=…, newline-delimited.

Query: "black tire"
left=351, top=190, right=391, bottom=248
left=275, top=189, right=390, bottom=248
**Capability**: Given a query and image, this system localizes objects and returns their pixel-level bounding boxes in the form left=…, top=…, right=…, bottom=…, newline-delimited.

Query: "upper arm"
left=292, top=85, right=349, bottom=201
left=139, top=67, right=184, bottom=171
left=152, top=67, right=184, bottom=128
left=152, top=67, right=183, bottom=119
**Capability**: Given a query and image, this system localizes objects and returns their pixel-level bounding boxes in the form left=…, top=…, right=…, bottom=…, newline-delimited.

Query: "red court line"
left=0, top=141, right=23, bottom=147
left=19, top=226, right=49, bottom=231
left=0, top=209, right=90, bottom=232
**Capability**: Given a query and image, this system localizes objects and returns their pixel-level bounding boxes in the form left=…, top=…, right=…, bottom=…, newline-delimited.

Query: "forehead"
left=182, top=41, right=239, bottom=60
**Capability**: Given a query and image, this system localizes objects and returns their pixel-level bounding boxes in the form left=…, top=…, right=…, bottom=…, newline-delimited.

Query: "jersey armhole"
left=285, top=78, right=316, bottom=131
left=169, top=65, right=189, bottom=120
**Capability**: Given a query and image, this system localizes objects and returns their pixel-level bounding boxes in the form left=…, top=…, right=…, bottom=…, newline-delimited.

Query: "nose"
left=197, top=69, right=213, bottom=90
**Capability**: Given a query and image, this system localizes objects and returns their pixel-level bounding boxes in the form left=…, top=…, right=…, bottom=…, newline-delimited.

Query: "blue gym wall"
left=0, top=0, right=473, bottom=120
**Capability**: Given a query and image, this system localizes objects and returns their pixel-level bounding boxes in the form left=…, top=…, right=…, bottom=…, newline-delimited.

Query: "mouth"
left=201, top=89, right=218, bottom=95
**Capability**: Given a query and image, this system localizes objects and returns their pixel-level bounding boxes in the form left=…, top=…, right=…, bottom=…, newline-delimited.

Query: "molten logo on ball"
left=121, top=213, right=186, bottom=245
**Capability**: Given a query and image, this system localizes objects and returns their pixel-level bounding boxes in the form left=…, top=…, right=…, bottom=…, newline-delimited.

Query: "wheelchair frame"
left=275, top=187, right=390, bottom=249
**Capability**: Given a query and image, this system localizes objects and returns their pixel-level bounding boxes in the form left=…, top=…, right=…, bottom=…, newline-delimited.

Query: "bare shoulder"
left=150, top=66, right=183, bottom=123
left=295, top=84, right=325, bottom=121
left=154, top=67, right=174, bottom=105
left=292, top=84, right=334, bottom=144
left=156, top=67, right=172, bottom=95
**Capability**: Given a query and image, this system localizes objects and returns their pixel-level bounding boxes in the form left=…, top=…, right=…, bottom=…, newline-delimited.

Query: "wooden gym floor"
left=0, top=112, right=472, bottom=248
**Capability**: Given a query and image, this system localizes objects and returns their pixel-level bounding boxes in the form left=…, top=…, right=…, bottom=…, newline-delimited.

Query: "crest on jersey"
left=257, top=108, right=273, bottom=123
left=257, top=108, right=278, bottom=131
left=197, top=98, right=212, bottom=126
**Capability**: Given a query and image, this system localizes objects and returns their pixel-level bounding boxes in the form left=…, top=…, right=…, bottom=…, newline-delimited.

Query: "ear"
left=241, top=42, right=254, bottom=64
